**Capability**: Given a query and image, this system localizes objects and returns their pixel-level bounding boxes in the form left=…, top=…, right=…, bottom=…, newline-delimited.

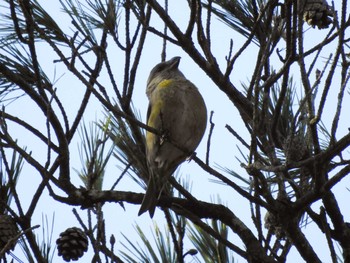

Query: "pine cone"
left=0, top=214, right=18, bottom=252
left=302, top=0, right=333, bottom=29
left=283, top=134, right=309, bottom=162
left=264, top=211, right=286, bottom=239
left=56, top=227, right=88, bottom=262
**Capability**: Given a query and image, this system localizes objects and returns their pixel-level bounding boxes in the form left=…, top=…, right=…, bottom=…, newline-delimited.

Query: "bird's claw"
left=160, top=129, right=170, bottom=146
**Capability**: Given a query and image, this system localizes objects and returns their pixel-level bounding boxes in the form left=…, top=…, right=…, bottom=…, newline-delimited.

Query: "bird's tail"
left=138, top=173, right=158, bottom=217
left=138, top=166, right=175, bottom=217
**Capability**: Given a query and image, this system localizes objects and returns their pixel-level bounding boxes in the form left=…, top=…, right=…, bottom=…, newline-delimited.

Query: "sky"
left=1, top=0, right=350, bottom=262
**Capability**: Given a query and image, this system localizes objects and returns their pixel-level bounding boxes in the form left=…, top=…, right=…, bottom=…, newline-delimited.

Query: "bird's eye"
left=150, top=65, right=166, bottom=77
left=155, top=64, right=166, bottom=73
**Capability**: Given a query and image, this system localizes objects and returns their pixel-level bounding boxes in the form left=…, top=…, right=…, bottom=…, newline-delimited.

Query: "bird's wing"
left=146, top=103, right=152, bottom=125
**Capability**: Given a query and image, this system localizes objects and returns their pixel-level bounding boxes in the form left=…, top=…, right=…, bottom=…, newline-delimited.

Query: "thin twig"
left=163, top=209, right=183, bottom=263
left=205, top=111, right=214, bottom=165
left=225, top=124, right=249, bottom=149
left=161, top=0, right=168, bottom=62
left=320, top=207, right=338, bottom=263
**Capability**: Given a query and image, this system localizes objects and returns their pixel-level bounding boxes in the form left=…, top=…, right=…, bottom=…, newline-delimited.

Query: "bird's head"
left=146, top=57, right=185, bottom=96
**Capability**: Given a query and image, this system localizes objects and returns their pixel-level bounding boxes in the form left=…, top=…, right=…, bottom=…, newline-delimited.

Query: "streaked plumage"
left=138, top=57, right=207, bottom=217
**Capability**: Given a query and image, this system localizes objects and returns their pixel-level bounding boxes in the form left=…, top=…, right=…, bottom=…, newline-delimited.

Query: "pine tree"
left=0, top=0, right=349, bottom=262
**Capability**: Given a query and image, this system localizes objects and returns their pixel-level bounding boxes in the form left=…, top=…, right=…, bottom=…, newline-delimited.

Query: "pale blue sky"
left=2, top=1, right=350, bottom=262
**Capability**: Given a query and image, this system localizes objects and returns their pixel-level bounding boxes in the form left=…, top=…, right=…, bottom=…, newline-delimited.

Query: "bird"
left=138, top=56, right=207, bottom=217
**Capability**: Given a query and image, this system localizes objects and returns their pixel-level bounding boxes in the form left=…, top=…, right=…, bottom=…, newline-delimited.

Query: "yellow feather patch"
left=146, top=132, right=156, bottom=151
left=146, top=99, right=163, bottom=150
left=146, top=79, right=173, bottom=150
left=158, top=79, right=173, bottom=88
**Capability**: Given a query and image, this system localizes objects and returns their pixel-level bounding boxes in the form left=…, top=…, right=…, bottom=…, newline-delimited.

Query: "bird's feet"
left=159, top=129, right=170, bottom=146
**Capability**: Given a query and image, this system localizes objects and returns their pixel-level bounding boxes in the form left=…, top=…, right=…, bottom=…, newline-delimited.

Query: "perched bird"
left=138, top=56, right=207, bottom=217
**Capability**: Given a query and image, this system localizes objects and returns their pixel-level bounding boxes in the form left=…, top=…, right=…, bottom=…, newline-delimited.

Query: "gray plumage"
left=138, top=57, right=207, bottom=217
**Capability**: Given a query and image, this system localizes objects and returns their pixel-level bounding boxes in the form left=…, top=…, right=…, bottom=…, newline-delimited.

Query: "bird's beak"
left=168, top=56, right=181, bottom=69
